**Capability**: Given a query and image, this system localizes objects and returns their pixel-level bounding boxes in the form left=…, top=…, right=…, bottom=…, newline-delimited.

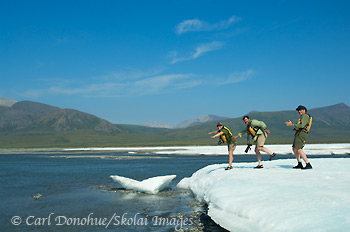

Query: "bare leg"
left=255, top=147, right=263, bottom=166
left=228, top=150, right=233, bottom=167
left=297, top=148, right=309, bottom=164
left=257, top=146, right=273, bottom=156
left=293, top=147, right=301, bottom=162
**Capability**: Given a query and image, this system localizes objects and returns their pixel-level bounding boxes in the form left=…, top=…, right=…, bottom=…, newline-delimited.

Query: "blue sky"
left=1, top=0, right=349, bottom=125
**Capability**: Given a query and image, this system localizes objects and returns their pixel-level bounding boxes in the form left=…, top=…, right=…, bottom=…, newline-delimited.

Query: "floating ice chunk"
left=110, top=175, right=176, bottom=194
left=177, top=158, right=350, bottom=231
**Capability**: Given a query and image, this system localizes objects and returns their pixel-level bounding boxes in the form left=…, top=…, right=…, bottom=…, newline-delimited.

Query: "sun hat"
left=296, top=105, right=307, bottom=111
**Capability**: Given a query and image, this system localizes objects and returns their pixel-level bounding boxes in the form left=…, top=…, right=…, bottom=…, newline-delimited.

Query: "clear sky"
left=1, top=0, right=349, bottom=125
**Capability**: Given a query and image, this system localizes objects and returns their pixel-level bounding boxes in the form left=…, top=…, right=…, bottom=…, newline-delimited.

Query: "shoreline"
left=0, top=143, right=349, bottom=155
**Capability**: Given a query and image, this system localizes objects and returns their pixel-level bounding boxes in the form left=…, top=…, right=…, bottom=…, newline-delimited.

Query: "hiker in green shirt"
left=233, top=116, right=277, bottom=169
left=209, top=122, right=236, bottom=170
left=285, top=105, right=313, bottom=169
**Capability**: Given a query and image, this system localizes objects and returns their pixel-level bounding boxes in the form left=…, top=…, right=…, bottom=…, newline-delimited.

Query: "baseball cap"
left=296, top=105, right=307, bottom=111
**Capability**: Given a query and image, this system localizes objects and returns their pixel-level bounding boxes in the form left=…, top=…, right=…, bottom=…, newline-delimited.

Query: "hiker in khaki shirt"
left=234, top=116, right=277, bottom=169
left=285, top=105, right=313, bottom=169
left=209, top=122, right=237, bottom=171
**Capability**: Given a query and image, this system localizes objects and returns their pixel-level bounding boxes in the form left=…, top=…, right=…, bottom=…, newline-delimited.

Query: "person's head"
left=296, top=105, right=307, bottom=115
left=216, top=122, right=223, bottom=129
left=242, top=115, right=251, bottom=125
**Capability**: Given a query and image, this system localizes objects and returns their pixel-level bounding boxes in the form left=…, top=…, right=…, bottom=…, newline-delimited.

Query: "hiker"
left=233, top=116, right=277, bottom=169
left=209, top=122, right=236, bottom=170
left=285, top=105, right=313, bottom=169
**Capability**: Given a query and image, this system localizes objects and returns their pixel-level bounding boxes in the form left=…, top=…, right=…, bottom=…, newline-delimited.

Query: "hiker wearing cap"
left=209, top=122, right=237, bottom=170
left=233, top=116, right=277, bottom=169
left=285, top=105, right=313, bottom=169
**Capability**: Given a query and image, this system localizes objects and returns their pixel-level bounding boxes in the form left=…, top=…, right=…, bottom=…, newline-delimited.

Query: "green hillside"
left=0, top=102, right=349, bottom=148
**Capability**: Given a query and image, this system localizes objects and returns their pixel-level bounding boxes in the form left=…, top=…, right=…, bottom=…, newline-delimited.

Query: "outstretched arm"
left=211, top=131, right=224, bottom=139
left=285, top=120, right=293, bottom=126
left=234, top=129, right=247, bottom=139
left=208, top=130, right=218, bottom=135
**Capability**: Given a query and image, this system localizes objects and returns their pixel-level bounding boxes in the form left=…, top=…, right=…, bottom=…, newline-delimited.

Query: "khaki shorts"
left=293, top=131, right=308, bottom=150
left=256, top=134, right=266, bottom=147
left=228, top=142, right=237, bottom=152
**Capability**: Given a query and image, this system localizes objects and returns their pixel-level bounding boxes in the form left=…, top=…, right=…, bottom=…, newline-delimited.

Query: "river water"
left=1, top=152, right=348, bottom=231
left=1, top=152, right=234, bottom=231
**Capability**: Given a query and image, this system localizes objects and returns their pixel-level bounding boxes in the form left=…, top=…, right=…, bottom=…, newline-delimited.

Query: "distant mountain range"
left=140, top=115, right=229, bottom=129
left=0, top=98, right=349, bottom=148
left=0, top=100, right=120, bottom=134
left=139, top=121, right=175, bottom=129
left=0, top=98, right=17, bottom=107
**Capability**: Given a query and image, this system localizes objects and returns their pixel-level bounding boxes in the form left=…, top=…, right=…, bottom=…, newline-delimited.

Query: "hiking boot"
left=269, top=153, right=277, bottom=161
left=302, top=163, right=313, bottom=170
left=293, top=162, right=303, bottom=169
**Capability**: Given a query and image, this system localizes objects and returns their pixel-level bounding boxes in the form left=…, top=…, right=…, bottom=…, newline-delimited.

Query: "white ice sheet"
left=65, top=143, right=350, bottom=155
left=177, top=158, right=350, bottom=231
